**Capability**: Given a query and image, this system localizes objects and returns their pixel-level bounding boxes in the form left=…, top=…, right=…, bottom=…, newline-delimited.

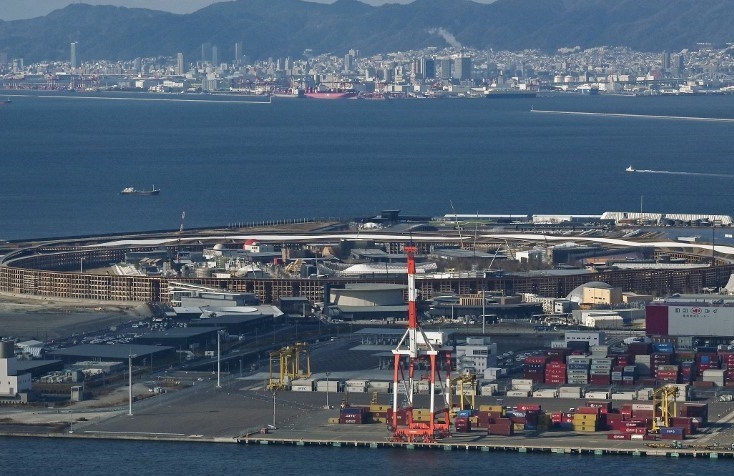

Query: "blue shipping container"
left=660, top=427, right=684, bottom=435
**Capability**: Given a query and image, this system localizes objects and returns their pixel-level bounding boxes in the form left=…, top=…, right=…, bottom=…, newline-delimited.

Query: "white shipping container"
left=551, top=340, right=568, bottom=349
left=506, top=390, right=531, bottom=397
left=316, top=381, right=339, bottom=391
left=559, top=387, right=583, bottom=398
left=346, top=379, right=370, bottom=387
left=584, top=391, right=610, bottom=399
left=291, top=385, right=313, bottom=392
left=368, top=381, right=391, bottom=389
left=532, top=390, right=558, bottom=398
left=632, top=403, right=654, bottom=411
left=637, top=388, right=654, bottom=400
left=512, top=379, right=534, bottom=387
left=611, top=392, right=637, bottom=400
left=480, top=384, right=498, bottom=396
left=512, top=384, right=534, bottom=391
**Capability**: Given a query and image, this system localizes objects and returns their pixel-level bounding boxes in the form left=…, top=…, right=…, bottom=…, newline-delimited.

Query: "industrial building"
left=646, top=295, right=734, bottom=338
left=47, top=344, right=176, bottom=366
left=0, top=341, right=32, bottom=402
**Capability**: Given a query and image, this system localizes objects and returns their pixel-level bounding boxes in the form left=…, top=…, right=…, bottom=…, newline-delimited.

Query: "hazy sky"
left=0, top=0, right=497, bottom=21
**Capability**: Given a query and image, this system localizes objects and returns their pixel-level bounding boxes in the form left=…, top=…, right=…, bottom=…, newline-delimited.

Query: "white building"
left=455, top=337, right=498, bottom=374
left=0, top=341, right=32, bottom=398
left=564, top=330, right=605, bottom=346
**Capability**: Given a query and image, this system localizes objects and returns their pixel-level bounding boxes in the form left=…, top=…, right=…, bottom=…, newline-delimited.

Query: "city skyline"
left=0, top=0, right=498, bottom=22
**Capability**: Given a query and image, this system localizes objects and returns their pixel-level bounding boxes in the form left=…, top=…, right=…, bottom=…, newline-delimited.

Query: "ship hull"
left=303, top=91, right=358, bottom=99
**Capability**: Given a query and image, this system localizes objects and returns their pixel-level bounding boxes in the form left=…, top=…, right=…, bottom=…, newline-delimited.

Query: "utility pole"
left=217, top=331, right=222, bottom=389
left=128, top=353, right=135, bottom=416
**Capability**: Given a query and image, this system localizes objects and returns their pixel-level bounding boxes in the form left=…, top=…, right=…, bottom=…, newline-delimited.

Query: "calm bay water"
left=2, top=92, right=734, bottom=241
left=4, top=93, right=734, bottom=470
left=0, top=437, right=731, bottom=474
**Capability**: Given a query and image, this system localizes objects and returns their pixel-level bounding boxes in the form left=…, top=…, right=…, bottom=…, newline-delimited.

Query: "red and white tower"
left=390, top=243, right=451, bottom=442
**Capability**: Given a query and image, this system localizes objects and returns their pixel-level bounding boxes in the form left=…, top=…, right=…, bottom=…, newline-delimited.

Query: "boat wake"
left=531, top=109, right=734, bottom=123
left=631, top=169, right=734, bottom=179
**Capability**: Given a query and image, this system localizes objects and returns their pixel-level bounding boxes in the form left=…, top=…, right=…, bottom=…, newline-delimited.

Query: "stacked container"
left=454, top=416, right=471, bottom=433
left=622, top=365, right=636, bottom=385
left=702, top=369, right=725, bottom=386
left=719, top=351, right=734, bottom=384
left=627, top=341, right=652, bottom=356
left=634, top=354, right=651, bottom=377
left=611, top=365, right=624, bottom=385
left=524, top=355, right=548, bottom=384
left=487, top=417, right=514, bottom=436
left=572, top=407, right=600, bottom=432
left=547, top=348, right=569, bottom=363
left=589, top=357, right=613, bottom=385
left=656, top=364, right=680, bottom=384
left=340, top=406, right=370, bottom=424
left=680, top=403, right=709, bottom=426
left=679, top=361, right=696, bottom=383
left=697, top=351, right=720, bottom=377
left=558, top=386, right=582, bottom=398
left=544, top=361, right=567, bottom=385
left=567, top=356, right=590, bottom=385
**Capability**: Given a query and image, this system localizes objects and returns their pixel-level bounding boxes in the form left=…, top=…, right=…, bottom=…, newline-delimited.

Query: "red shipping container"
left=576, top=407, right=601, bottom=415
left=517, top=404, right=541, bottom=412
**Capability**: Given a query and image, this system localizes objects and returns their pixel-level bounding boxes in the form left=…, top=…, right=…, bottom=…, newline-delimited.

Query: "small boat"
left=1, top=98, right=11, bottom=105
left=625, top=165, right=635, bottom=172
left=120, top=185, right=160, bottom=196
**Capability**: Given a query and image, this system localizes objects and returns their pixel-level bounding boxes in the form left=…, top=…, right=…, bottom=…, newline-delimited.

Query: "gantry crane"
left=267, top=342, right=311, bottom=390
left=390, top=243, right=452, bottom=443
left=651, top=384, right=680, bottom=433
left=450, top=370, right=478, bottom=414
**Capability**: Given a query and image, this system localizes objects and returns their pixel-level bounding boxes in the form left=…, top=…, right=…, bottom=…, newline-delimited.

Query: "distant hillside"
left=2, top=0, right=734, bottom=63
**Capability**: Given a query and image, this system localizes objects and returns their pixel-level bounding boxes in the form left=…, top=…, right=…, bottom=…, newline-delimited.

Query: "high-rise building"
left=176, top=53, right=184, bottom=75
left=235, top=42, right=243, bottom=65
left=438, top=58, right=452, bottom=80
left=70, top=42, right=78, bottom=69
left=662, top=51, right=671, bottom=71
left=201, top=42, right=211, bottom=63
left=344, top=53, right=353, bottom=72
left=421, top=58, right=435, bottom=79
left=211, top=46, right=218, bottom=67
left=452, top=56, right=471, bottom=81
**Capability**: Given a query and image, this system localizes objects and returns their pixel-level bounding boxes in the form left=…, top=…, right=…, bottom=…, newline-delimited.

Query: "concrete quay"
left=3, top=373, right=734, bottom=460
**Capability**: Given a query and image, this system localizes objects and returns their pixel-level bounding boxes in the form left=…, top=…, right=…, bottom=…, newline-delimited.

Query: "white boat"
left=626, top=165, right=635, bottom=172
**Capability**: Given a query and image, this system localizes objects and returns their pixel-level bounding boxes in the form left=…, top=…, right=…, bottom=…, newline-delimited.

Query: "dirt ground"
left=0, top=292, right=152, bottom=341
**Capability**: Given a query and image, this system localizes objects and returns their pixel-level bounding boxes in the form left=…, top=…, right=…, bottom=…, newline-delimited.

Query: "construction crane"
left=390, top=243, right=452, bottom=443
left=267, top=342, right=311, bottom=390
left=450, top=200, right=464, bottom=250
left=651, top=384, right=680, bottom=433
left=173, top=210, right=186, bottom=271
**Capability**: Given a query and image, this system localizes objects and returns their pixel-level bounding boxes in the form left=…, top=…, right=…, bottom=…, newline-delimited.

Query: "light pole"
left=128, top=353, right=135, bottom=416
left=217, top=331, right=222, bottom=389
left=272, top=390, right=277, bottom=428
left=325, top=372, right=330, bottom=409
left=482, top=289, right=486, bottom=335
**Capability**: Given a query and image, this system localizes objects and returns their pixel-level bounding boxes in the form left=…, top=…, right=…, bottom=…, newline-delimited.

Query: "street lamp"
left=217, top=330, right=222, bottom=389
left=481, top=289, right=486, bottom=335
left=272, top=390, right=277, bottom=428
left=325, top=372, right=330, bottom=409
left=128, top=353, right=136, bottom=416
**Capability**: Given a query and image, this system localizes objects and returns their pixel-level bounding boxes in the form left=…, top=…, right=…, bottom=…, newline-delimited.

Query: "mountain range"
left=1, top=0, right=733, bottom=63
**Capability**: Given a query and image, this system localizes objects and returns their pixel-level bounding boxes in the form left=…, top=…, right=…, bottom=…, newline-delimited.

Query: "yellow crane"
left=449, top=370, right=477, bottom=414
left=267, top=342, right=311, bottom=390
left=651, top=384, right=680, bottom=433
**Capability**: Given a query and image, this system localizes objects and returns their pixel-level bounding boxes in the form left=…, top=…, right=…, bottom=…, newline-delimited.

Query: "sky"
left=0, top=0, right=497, bottom=21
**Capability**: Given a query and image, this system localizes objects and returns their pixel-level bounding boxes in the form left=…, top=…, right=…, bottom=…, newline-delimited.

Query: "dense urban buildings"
left=3, top=41, right=734, bottom=96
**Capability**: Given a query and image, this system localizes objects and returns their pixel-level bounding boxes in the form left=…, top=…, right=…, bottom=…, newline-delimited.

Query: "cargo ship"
left=120, top=185, right=160, bottom=196
left=303, top=91, right=358, bottom=99
left=485, top=88, right=537, bottom=99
